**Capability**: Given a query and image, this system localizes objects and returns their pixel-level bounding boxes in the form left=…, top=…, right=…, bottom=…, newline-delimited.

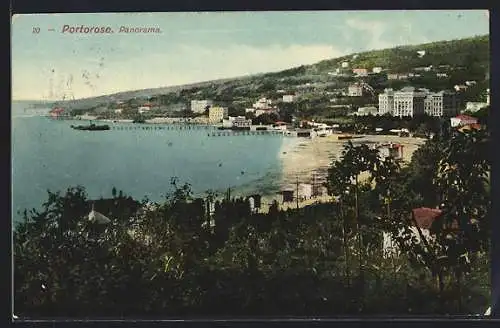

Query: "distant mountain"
left=55, top=35, right=489, bottom=111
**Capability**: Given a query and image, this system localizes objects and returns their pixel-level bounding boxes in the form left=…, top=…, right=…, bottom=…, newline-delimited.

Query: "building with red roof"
left=450, top=114, right=478, bottom=128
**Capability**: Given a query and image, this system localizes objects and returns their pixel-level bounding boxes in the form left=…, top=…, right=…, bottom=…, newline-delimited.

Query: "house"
left=114, top=108, right=123, bottom=114
left=341, top=61, right=349, bottom=68
left=387, top=73, right=409, bottom=80
left=208, top=106, right=228, bottom=123
left=272, top=121, right=288, bottom=131
left=255, top=108, right=278, bottom=117
left=352, top=68, right=369, bottom=77
left=191, top=99, right=213, bottom=113
left=465, top=80, right=477, bottom=87
left=49, top=107, right=68, bottom=118
left=232, top=116, right=252, bottom=129
left=454, top=85, right=468, bottom=92
left=383, top=207, right=458, bottom=258
left=416, top=50, right=426, bottom=58
left=372, top=67, right=383, bottom=74
left=354, top=106, right=378, bottom=116
left=436, top=73, right=448, bottom=78
left=348, top=83, right=364, bottom=97
left=465, top=102, right=488, bottom=113
left=253, top=97, right=273, bottom=109
left=298, top=184, right=313, bottom=200
left=245, top=108, right=256, bottom=113
left=281, top=188, right=295, bottom=203
left=387, top=73, right=399, bottom=80
left=282, top=94, right=296, bottom=103
left=377, top=143, right=404, bottom=160
left=138, top=104, right=153, bottom=114
left=450, top=114, right=478, bottom=128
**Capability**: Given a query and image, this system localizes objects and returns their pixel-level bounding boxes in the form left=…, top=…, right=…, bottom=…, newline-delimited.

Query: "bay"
left=11, top=102, right=291, bottom=223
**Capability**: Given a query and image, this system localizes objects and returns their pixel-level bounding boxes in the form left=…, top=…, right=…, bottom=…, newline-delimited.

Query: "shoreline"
left=258, top=133, right=427, bottom=212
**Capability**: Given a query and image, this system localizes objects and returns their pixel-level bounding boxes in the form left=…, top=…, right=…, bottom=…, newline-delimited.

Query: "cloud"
left=345, top=18, right=392, bottom=50
left=13, top=44, right=347, bottom=99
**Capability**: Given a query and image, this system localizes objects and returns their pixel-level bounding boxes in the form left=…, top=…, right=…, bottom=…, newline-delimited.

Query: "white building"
left=282, top=94, right=296, bottom=103
left=191, top=100, right=213, bottom=113
left=354, top=106, right=378, bottom=116
left=486, top=88, right=490, bottom=105
left=372, top=67, right=383, bottom=74
left=253, top=97, right=273, bottom=109
left=223, top=116, right=252, bottom=128
left=352, top=68, right=369, bottom=77
left=377, top=143, right=404, bottom=161
left=465, top=102, right=488, bottom=112
left=114, top=108, right=123, bottom=114
left=208, top=106, right=228, bottom=123
left=378, top=89, right=394, bottom=115
left=138, top=105, right=152, bottom=114
left=392, top=87, right=427, bottom=117
left=341, top=61, right=349, bottom=68
left=454, top=85, right=468, bottom=92
left=298, top=183, right=313, bottom=200
left=424, top=91, right=457, bottom=117
left=255, top=108, right=278, bottom=117
left=348, top=83, right=364, bottom=97
left=232, top=116, right=252, bottom=128
left=245, top=108, right=256, bottom=113
left=465, top=80, right=477, bottom=86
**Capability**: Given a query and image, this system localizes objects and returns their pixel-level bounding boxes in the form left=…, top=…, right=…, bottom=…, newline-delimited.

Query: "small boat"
left=71, top=123, right=110, bottom=131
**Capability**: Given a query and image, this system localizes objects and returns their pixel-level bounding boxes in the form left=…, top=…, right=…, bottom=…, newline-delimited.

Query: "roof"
left=455, top=114, right=478, bottom=121
left=458, top=123, right=482, bottom=131
left=412, top=207, right=459, bottom=231
left=412, top=207, right=443, bottom=229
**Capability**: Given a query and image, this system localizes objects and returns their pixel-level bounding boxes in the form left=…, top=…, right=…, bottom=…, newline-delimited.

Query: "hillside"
left=57, top=35, right=489, bottom=115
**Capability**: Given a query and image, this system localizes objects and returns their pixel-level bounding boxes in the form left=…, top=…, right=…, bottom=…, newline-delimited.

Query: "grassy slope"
left=58, top=35, right=489, bottom=109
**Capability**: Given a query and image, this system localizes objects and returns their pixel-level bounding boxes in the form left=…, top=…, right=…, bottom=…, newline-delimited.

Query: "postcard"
left=11, top=10, right=491, bottom=319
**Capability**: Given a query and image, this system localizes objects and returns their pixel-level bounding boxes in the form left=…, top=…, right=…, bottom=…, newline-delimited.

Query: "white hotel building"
left=424, top=91, right=458, bottom=117
left=379, top=87, right=457, bottom=117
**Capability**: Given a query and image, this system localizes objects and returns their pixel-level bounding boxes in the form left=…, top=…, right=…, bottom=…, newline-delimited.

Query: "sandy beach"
left=258, top=133, right=427, bottom=212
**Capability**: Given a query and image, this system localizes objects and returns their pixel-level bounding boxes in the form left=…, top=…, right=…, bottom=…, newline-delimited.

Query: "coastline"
left=258, top=133, right=427, bottom=212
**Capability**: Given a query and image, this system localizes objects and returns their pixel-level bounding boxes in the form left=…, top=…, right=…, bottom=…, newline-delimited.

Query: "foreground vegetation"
left=13, top=121, right=491, bottom=317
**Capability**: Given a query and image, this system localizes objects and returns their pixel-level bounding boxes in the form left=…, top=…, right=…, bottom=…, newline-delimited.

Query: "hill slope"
left=57, top=35, right=489, bottom=111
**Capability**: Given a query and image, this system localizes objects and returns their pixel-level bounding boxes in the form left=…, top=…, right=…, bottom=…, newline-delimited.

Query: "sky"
left=11, top=10, right=489, bottom=100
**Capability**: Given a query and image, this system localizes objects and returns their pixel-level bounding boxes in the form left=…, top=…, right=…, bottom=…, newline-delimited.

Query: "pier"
left=207, top=130, right=288, bottom=137
left=109, top=124, right=217, bottom=131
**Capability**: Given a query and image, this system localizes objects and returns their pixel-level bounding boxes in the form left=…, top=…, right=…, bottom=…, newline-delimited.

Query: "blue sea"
left=12, top=102, right=295, bottom=223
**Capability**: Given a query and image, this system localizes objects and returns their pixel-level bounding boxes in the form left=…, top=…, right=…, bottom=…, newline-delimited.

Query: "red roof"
left=412, top=207, right=443, bottom=229
left=455, top=114, right=477, bottom=121
left=412, top=207, right=459, bottom=231
left=50, top=108, right=65, bottom=114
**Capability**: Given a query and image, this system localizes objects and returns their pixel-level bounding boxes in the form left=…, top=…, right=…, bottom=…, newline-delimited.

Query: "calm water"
left=12, top=102, right=293, bottom=223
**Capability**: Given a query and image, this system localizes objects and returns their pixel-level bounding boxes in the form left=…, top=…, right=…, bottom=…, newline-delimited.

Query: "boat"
left=338, top=134, right=354, bottom=140
left=71, top=123, right=110, bottom=131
